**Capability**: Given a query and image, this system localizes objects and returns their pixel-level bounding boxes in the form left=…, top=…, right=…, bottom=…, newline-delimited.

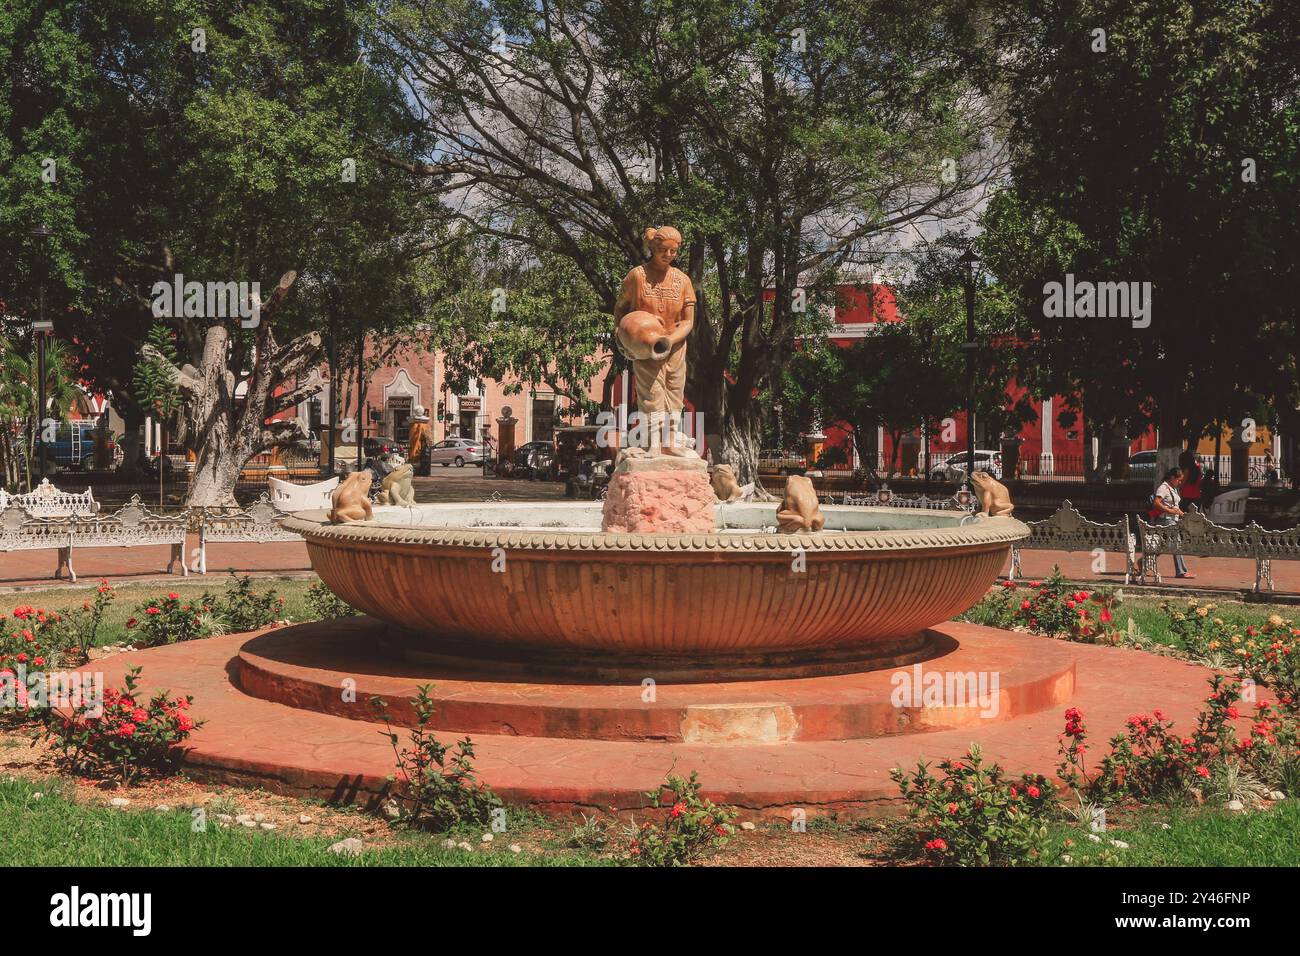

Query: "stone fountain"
left=106, top=224, right=1230, bottom=820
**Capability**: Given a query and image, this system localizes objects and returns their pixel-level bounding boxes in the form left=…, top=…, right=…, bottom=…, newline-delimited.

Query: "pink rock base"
left=601, top=469, right=718, bottom=534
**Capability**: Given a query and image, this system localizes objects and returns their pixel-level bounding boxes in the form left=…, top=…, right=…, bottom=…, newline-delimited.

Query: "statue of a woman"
left=613, top=226, right=697, bottom=456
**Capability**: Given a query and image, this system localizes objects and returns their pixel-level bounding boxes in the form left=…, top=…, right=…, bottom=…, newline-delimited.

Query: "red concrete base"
left=94, top=620, right=1222, bottom=817
left=235, top=618, right=1076, bottom=742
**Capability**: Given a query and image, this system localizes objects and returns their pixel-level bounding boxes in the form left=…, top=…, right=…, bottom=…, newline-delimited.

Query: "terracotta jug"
left=617, top=310, right=671, bottom=361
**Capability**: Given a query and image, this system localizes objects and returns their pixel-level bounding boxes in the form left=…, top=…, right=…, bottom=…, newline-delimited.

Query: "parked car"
left=45, top=421, right=122, bottom=471
left=758, top=449, right=807, bottom=474
left=509, top=440, right=554, bottom=480
left=429, top=437, right=483, bottom=467
left=1127, top=450, right=1159, bottom=482
left=931, top=450, right=1003, bottom=481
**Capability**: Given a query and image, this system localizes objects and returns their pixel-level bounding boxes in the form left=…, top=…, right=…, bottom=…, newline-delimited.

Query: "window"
left=532, top=397, right=555, bottom=442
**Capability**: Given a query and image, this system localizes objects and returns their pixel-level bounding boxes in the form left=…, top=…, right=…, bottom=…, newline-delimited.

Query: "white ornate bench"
left=197, top=494, right=301, bottom=574
left=1138, top=507, right=1277, bottom=590
left=0, top=478, right=98, bottom=517
left=0, top=508, right=76, bottom=579
left=65, top=495, right=189, bottom=582
left=268, top=475, right=337, bottom=512
left=1010, top=500, right=1136, bottom=583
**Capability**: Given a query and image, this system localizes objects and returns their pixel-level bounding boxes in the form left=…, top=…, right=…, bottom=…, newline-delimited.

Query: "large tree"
left=1, top=0, right=439, bottom=504
left=985, top=0, right=1300, bottom=473
left=369, top=0, right=999, bottom=482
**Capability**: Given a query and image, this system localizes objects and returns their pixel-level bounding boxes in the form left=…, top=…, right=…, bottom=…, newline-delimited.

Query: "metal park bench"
left=1137, top=507, right=1282, bottom=591
left=64, top=495, right=189, bottom=582
left=197, top=494, right=300, bottom=575
left=0, top=478, right=99, bottom=518
left=0, top=507, right=76, bottom=579
left=1009, top=500, right=1136, bottom=584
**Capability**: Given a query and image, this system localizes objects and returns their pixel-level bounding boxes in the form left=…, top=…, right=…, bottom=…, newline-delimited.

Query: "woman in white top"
left=1153, top=467, right=1193, bottom=578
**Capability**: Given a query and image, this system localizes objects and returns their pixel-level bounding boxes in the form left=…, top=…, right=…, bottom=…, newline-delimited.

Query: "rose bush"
left=1058, top=676, right=1300, bottom=804
left=45, top=665, right=202, bottom=784
left=624, top=771, right=737, bottom=867
left=890, top=744, right=1058, bottom=866
left=962, top=569, right=1118, bottom=643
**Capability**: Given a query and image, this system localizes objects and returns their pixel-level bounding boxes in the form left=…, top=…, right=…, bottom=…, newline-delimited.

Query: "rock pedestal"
left=600, top=452, right=717, bottom=534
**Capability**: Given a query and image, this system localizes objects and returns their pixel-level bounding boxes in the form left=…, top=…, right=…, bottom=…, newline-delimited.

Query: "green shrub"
left=219, top=574, right=285, bottom=632
left=304, top=581, right=359, bottom=620
left=45, top=666, right=202, bottom=785
left=623, top=771, right=737, bottom=867
left=372, top=685, right=501, bottom=832
left=890, top=743, right=1058, bottom=866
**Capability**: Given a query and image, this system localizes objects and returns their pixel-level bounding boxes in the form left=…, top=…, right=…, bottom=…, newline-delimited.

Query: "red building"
left=812, top=283, right=1159, bottom=478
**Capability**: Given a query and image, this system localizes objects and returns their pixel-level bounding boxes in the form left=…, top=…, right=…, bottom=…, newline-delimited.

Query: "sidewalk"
left=1003, top=549, right=1297, bottom=596
left=0, top=537, right=313, bottom=590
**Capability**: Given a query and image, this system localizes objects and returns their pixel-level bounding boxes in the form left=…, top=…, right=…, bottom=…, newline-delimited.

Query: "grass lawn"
left=1051, top=799, right=1300, bottom=866
left=0, top=777, right=607, bottom=867
left=1, top=577, right=330, bottom=652
left=3, top=772, right=1295, bottom=867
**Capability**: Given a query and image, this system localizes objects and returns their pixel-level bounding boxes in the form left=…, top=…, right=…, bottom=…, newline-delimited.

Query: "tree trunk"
left=186, top=439, right=244, bottom=509
left=1156, top=393, right=1184, bottom=476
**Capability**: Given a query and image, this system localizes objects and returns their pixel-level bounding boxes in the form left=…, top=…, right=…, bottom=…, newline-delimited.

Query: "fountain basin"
left=284, top=503, right=1027, bottom=676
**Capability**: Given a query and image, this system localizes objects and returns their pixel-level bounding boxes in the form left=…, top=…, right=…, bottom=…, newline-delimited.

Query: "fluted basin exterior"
left=284, top=503, right=1027, bottom=668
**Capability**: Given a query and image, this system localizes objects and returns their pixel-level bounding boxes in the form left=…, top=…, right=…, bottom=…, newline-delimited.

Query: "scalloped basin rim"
left=282, top=503, right=1029, bottom=553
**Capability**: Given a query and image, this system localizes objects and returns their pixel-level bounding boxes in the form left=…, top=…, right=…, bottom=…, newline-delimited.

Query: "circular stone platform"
left=92, top=618, right=1223, bottom=817
left=235, top=617, right=1076, bottom=742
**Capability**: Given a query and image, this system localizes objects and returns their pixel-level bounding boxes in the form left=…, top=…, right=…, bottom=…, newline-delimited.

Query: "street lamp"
left=29, top=224, right=55, bottom=482
left=959, top=245, right=979, bottom=485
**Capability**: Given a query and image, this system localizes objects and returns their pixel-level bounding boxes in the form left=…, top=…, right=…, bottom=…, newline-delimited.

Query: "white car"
left=931, top=450, right=1003, bottom=481
left=429, top=438, right=483, bottom=467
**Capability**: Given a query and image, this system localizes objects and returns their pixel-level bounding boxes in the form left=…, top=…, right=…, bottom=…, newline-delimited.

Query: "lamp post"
left=29, top=224, right=55, bottom=483
left=959, top=246, right=979, bottom=485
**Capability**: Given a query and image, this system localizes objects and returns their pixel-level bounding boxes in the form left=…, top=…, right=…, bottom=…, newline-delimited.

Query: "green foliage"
left=1058, top=677, right=1300, bottom=807
left=133, top=323, right=180, bottom=419
left=304, top=581, right=359, bottom=620
left=983, top=0, right=1300, bottom=450
left=126, top=591, right=223, bottom=648
left=960, top=570, right=1120, bottom=643
left=124, top=575, right=281, bottom=647
left=2, top=0, right=441, bottom=482
left=45, top=665, right=201, bottom=785
left=623, top=771, right=737, bottom=867
left=890, top=744, right=1059, bottom=866
left=372, top=685, right=502, bottom=833
left=1159, top=599, right=1300, bottom=704
left=54, top=580, right=116, bottom=666
left=218, top=574, right=285, bottom=633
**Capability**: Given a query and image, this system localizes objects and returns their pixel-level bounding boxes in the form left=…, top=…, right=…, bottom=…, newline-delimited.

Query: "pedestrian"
left=1150, top=466, right=1194, bottom=579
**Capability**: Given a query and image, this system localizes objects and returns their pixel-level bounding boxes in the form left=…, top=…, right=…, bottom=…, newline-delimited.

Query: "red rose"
left=945, top=802, right=958, bottom=815
left=669, top=802, right=686, bottom=818
left=1027, top=785, right=1040, bottom=798
left=117, top=722, right=136, bottom=737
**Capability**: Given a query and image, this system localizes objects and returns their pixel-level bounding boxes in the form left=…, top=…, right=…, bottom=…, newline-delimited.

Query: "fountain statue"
left=602, top=226, right=718, bottom=534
